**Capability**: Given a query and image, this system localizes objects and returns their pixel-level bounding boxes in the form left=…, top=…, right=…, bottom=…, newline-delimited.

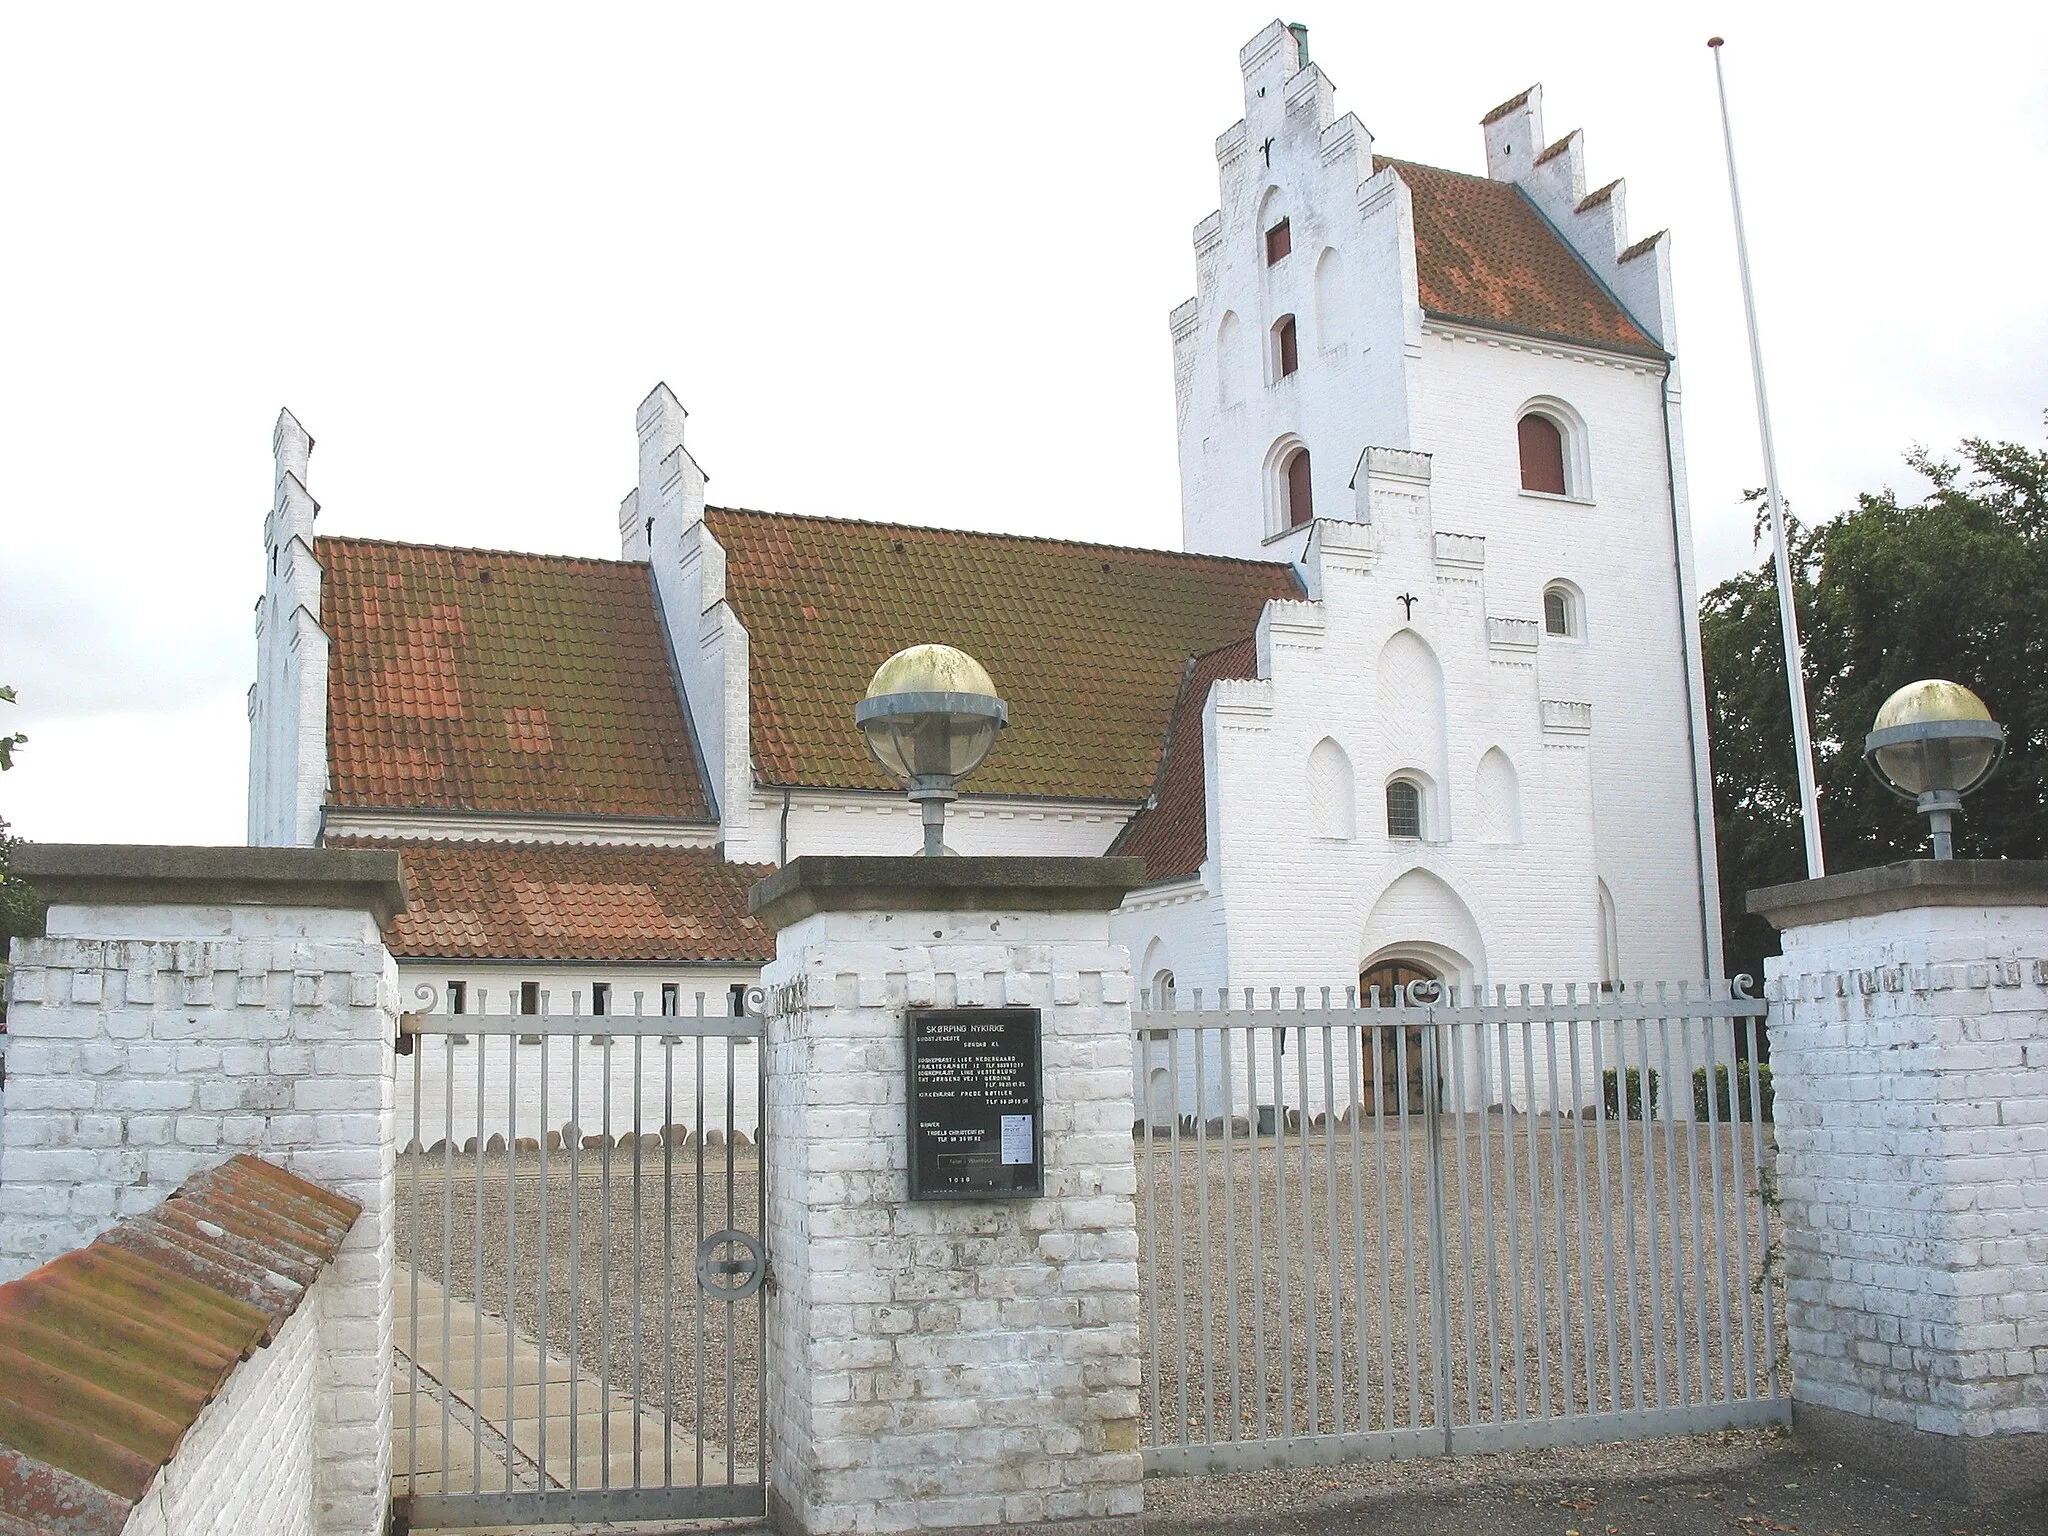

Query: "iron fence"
left=1132, top=979, right=1786, bottom=1474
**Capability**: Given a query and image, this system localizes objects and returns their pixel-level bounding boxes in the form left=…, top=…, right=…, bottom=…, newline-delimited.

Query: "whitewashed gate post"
left=1752, top=860, right=2048, bottom=1503
left=749, top=854, right=1146, bottom=1535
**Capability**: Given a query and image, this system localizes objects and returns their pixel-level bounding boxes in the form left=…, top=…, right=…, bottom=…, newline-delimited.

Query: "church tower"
left=1165, top=20, right=1724, bottom=980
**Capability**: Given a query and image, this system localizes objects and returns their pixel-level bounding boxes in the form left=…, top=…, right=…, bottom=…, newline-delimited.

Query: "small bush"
left=1692, top=1061, right=1774, bottom=1123
left=1601, top=1066, right=1659, bottom=1120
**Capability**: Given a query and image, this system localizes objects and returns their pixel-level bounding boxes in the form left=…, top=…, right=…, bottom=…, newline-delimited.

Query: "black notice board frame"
left=906, top=1007, right=1044, bottom=1201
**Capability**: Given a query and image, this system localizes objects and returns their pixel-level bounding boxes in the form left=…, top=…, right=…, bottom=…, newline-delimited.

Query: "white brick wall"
left=1765, top=902, right=2048, bottom=1441
left=119, top=1273, right=325, bottom=1536
left=761, top=906, right=1143, bottom=1533
left=2, top=901, right=397, bottom=1536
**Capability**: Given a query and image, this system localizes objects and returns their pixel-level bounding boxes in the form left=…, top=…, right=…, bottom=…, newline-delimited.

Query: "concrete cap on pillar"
left=748, top=854, right=1145, bottom=932
left=1747, top=857, right=2048, bottom=930
left=12, top=844, right=412, bottom=927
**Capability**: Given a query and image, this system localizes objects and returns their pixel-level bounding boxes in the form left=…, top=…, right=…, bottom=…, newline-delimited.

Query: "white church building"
left=246, top=21, right=1723, bottom=1036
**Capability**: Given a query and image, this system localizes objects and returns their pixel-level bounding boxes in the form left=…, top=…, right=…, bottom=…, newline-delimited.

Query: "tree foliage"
left=1702, top=436, right=2048, bottom=983
left=1, top=684, right=43, bottom=1022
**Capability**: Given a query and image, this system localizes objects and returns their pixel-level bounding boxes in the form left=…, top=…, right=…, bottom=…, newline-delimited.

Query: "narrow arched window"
left=1386, top=779, right=1422, bottom=839
left=1274, top=315, right=1299, bottom=378
left=1544, top=589, right=1569, bottom=635
left=1519, top=413, right=1567, bottom=494
left=1286, top=447, right=1313, bottom=526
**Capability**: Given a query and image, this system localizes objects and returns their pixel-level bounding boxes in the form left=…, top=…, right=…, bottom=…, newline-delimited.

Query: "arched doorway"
left=1359, top=957, right=1437, bottom=1115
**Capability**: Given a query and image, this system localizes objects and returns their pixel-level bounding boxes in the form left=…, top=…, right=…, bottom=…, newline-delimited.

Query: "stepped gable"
left=334, top=837, right=775, bottom=964
left=1381, top=157, right=1661, bottom=357
left=0, top=1157, right=357, bottom=1534
left=703, top=508, right=1300, bottom=802
left=320, top=537, right=712, bottom=821
left=1109, top=636, right=1261, bottom=885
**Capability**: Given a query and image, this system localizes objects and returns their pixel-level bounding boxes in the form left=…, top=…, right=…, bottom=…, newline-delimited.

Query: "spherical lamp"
left=855, top=644, right=1008, bottom=856
left=1862, top=679, right=2006, bottom=860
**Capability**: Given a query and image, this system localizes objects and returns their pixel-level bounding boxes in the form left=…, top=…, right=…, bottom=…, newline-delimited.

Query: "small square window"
left=661, top=983, right=680, bottom=1017
left=1265, top=218, right=1292, bottom=265
left=591, top=982, right=610, bottom=1017
left=519, top=980, right=541, bottom=1016
left=447, top=980, right=466, bottom=1015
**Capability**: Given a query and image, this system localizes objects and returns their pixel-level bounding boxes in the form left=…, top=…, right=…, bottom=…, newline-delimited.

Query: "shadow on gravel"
left=1144, top=1429, right=2048, bottom=1536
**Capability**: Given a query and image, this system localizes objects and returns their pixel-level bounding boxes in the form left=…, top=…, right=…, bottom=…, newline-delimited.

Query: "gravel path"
left=1137, top=1117, right=1783, bottom=1451
left=1145, top=1425, right=2048, bottom=1533
left=395, top=1145, right=763, bottom=1472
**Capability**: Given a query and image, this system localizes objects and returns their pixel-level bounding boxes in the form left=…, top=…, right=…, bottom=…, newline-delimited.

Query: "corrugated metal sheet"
left=0, top=1155, right=359, bottom=1533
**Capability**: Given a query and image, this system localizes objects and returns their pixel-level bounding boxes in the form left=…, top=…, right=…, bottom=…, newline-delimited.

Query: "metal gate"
left=392, top=991, right=765, bottom=1527
left=1134, top=979, right=1786, bottom=1474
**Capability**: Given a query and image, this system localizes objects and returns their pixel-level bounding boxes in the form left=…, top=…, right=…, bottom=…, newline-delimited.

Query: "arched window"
left=1518, top=413, right=1567, bottom=494
left=1273, top=315, right=1299, bottom=379
left=1286, top=447, right=1313, bottom=526
left=1543, top=581, right=1582, bottom=638
left=1386, top=778, right=1422, bottom=839
left=1265, top=216, right=1292, bottom=265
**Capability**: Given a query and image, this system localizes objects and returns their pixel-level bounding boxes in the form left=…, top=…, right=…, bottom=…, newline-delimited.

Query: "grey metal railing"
left=392, top=989, right=766, bottom=1528
left=1133, top=979, right=1785, bottom=1474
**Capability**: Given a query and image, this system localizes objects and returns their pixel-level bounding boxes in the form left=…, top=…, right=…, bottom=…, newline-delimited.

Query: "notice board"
left=907, top=1007, right=1043, bottom=1200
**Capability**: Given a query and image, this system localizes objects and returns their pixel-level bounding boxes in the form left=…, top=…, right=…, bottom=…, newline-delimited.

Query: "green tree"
left=1702, top=436, right=2048, bottom=984
left=1, top=684, right=43, bottom=1023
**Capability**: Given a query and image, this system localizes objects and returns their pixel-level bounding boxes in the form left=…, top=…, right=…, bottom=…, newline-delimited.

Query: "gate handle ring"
left=696, top=1228, right=765, bottom=1301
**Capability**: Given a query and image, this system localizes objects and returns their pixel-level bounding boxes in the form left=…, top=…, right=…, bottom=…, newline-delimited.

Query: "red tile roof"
left=319, top=537, right=712, bottom=821
left=1381, top=158, right=1661, bottom=357
left=1110, top=637, right=1261, bottom=884
left=0, top=1157, right=358, bottom=1533
left=334, top=838, right=775, bottom=964
left=703, top=508, right=1300, bottom=801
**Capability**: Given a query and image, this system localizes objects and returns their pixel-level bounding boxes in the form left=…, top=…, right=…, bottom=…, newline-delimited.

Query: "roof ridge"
left=315, top=533, right=639, bottom=570
left=705, top=505, right=1294, bottom=572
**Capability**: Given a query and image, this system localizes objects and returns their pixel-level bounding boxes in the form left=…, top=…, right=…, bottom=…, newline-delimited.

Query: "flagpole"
left=1709, top=35, right=1826, bottom=879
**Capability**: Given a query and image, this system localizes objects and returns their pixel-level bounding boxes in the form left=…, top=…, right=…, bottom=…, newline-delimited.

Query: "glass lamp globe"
left=1862, top=679, right=2006, bottom=859
left=854, top=644, right=1008, bottom=855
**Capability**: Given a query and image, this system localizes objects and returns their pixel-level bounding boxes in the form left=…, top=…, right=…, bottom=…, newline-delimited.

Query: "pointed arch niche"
left=1216, top=311, right=1243, bottom=406
left=1376, top=629, right=1449, bottom=785
left=1359, top=868, right=1485, bottom=990
left=1474, top=747, right=1522, bottom=845
left=1313, top=247, right=1345, bottom=350
left=1306, top=737, right=1355, bottom=839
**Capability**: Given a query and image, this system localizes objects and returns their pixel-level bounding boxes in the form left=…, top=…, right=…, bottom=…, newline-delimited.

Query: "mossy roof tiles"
left=1382, top=158, right=1661, bottom=357
left=319, top=537, right=712, bottom=821
left=703, top=508, right=1299, bottom=801
left=334, top=837, right=776, bottom=964
left=0, top=1157, right=358, bottom=1534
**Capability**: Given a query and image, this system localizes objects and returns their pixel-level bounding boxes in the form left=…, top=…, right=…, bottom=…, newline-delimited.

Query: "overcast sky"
left=2, top=3, right=2042, bottom=846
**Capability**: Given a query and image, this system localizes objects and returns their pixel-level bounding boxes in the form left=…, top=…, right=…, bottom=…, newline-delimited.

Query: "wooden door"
left=1359, top=959, right=1436, bottom=1115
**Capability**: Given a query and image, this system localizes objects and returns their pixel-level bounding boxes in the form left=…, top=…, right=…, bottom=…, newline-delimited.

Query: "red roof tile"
left=703, top=508, right=1300, bottom=801
left=319, top=538, right=712, bottom=821
left=0, top=1157, right=358, bottom=1532
left=1381, top=158, right=1660, bottom=357
left=334, top=838, right=776, bottom=964
left=1109, top=637, right=1261, bottom=884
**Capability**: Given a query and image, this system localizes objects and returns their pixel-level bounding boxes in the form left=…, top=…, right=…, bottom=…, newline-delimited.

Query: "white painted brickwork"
left=119, top=1279, right=324, bottom=1536
left=1765, top=903, right=2048, bottom=1441
left=1, top=901, right=397, bottom=1536
left=761, top=907, right=1143, bottom=1533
